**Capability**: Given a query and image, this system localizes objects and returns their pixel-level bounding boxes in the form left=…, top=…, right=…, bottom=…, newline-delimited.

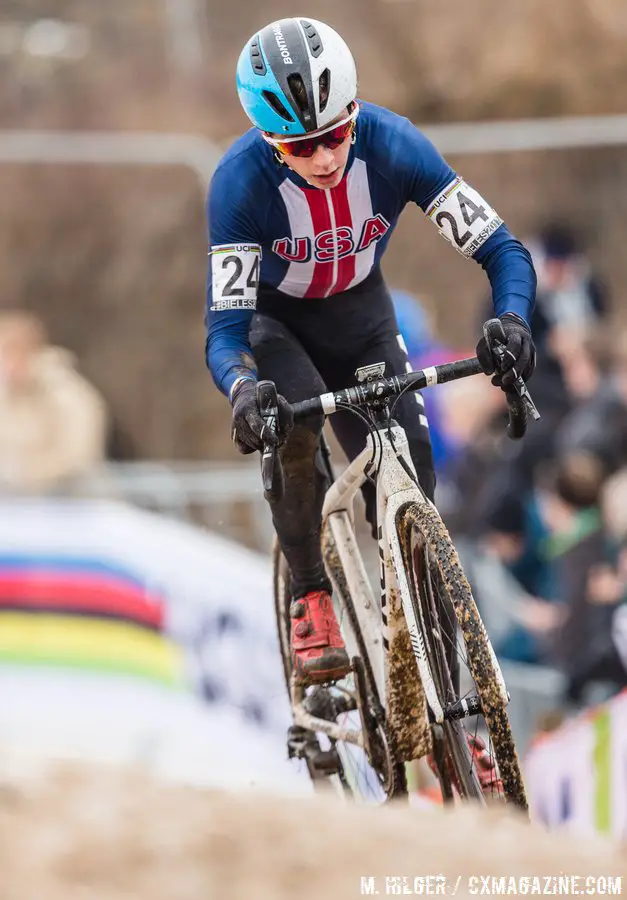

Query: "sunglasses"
left=263, top=103, right=359, bottom=159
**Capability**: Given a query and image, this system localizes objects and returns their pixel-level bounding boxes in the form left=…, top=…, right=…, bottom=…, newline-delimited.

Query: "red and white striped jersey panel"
left=345, top=158, right=379, bottom=291
left=277, top=158, right=377, bottom=298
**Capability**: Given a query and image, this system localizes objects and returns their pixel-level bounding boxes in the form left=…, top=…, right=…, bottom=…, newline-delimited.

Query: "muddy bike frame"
left=287, top=380, right=510, bottom=752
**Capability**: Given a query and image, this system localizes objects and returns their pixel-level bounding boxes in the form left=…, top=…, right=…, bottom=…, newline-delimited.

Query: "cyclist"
left=205, top=18, right=536, bottom=788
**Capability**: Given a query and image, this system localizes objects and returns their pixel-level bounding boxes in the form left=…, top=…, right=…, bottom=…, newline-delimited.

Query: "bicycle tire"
left=272, top=534, right=407, bottom=803
left=397, top=502, right=528, bottom=811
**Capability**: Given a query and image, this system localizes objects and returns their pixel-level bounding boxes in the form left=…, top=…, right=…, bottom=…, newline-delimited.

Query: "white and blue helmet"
left=236, top=18, right=357, bottom=135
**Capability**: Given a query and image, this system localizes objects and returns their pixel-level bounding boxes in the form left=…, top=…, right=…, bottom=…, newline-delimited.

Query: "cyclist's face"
left=269, top=108, right=354, bottom=190
left=283, top=136, right=352, bottom=190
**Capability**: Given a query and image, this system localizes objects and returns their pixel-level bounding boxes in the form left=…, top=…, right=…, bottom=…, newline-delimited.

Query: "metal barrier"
left=76, top=460, right=274, bottom=551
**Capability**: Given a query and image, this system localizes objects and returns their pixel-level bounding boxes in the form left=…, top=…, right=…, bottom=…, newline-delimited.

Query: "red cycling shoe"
left=290, top=590, right=351, bottom=685
left=428, top=732, right=504, bottom=797
left=467, top=733, right=503, bottom=795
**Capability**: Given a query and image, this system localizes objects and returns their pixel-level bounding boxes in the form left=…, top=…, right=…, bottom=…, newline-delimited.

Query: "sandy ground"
left=0, top=762, right=624, bottom=900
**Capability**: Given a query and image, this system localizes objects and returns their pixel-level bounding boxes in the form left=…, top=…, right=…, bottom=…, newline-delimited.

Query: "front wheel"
left=396, top=502, right=528, bottom=811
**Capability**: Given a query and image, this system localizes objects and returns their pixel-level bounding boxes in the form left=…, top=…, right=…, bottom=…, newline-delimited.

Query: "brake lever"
left=256, top=380, right=284, bottom=501
left=483, top=318, right=541, bottom=423
left=509, top=374, right=541, bottom=422
left=491, top=344, right=541, bottom=423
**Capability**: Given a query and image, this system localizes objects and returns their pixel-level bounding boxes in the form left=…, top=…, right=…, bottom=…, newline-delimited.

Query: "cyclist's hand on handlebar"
left=231, top=379, right=293, bottom=455
left=476, top=313, right=536, bottom=389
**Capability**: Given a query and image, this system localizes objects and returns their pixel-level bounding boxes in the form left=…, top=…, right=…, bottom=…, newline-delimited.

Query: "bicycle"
left=258, top=319, right=539, bottom=811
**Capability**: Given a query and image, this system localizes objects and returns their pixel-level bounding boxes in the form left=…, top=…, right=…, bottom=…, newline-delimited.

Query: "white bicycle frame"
left=290, top=416, right=509, bottom=752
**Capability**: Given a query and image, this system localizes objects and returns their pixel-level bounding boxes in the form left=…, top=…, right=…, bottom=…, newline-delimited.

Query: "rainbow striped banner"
left=0, top=551, right=184, bottom=688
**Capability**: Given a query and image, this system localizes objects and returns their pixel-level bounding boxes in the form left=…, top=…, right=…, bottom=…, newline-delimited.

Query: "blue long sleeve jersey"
left=206, top=100, right=536, bottom=399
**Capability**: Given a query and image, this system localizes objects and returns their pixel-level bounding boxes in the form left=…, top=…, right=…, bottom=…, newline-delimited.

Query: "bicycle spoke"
left=430, top=576, right=500, bottom=788
left=428, top=565, right=500, bottom=792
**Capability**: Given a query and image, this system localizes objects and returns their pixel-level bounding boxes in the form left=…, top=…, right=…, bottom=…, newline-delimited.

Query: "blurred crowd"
left=397, top=222, right=627, bottom=714
left=0, top=310, right=108, bottom=494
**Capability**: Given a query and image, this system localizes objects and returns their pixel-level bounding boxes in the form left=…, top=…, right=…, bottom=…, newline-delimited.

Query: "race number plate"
left=210, top=244, right=262, bottom=311
left=426, top=177, right=503, bottom=258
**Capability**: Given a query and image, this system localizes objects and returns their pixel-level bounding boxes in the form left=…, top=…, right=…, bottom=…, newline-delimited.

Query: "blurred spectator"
left=469, top=454, right=613, bottom=674
left=463, top=270, right=617, bottom=645
left=555, top=328, right=627, bottom=475
left=391, top=290, right=437, bottom=363
left=525, top=223, right=609, bottom=440
left=452, top=326, right=627, bottom=707
left=478, top=472, right=557, bottom=665
left=437, top=375, right=509, bottom=527
left=478, top=222, right=607, bottom=434
left=584, top=468, right=627, bottom=694
left=470, top=226, right=601, bottom=531
left=529, top=222, right=609, bottom=351
left=0, top=311, right=108, bottom=493
left=391, top=289, right=468, bottom=474
left=473, top=327, right=616, bottom=631
left=536, top=453, right=626, bottom=705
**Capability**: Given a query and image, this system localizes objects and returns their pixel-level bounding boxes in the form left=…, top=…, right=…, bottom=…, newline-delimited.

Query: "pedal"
left=303, top=686, right=336, bottom=720
left=287, top=724, right=315, bottom=760
left=304, top=686, right=357, bottom=720
left=331, top=692, right=357, bottom=715
left=306, top=746, right=342, bottom=776
left=286, top=724, right=342, bottom=775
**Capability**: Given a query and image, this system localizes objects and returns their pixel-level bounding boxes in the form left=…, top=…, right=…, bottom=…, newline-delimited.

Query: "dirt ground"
left=0, top=761, right=625, bottom=900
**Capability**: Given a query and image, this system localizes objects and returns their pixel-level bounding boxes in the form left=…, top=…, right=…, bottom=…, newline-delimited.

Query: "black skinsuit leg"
left=250, top=315, right=332, bottom=598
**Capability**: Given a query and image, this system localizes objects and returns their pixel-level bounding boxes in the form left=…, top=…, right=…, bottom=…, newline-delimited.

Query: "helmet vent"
left=300, top=20, right=323, bottom=58
left=262, top=90, right=294, bottom=122
left=287, top=74, right=309, bottom=113
left=249, top=38, right=266, bottom=76
left=319, top=68, right=330, bottom=112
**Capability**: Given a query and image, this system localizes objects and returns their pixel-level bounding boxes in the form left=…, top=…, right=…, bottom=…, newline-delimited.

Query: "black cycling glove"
left=476, top=313, right=536, bottom=389
left=231, top=379, right=293, bottom=455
